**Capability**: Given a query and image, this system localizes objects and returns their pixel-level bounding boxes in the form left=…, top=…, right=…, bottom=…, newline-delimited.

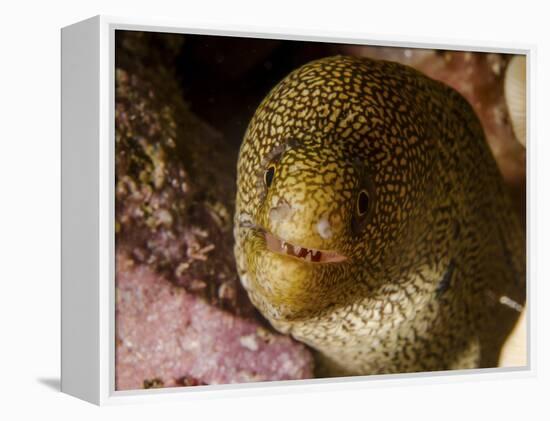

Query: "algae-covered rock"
left=114, top=32, right=314, bottom=390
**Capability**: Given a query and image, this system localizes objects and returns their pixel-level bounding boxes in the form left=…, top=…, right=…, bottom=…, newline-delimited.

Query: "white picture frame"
left=61, top=15, right=534, bottom=406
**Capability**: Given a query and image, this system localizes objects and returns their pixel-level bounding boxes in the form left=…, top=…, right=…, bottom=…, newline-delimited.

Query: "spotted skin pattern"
left=234, top=56, right=525, bottom=376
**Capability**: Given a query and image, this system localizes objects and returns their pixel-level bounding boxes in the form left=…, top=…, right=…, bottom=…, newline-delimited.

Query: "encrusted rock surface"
left=115, top=32, right=314, bottom=390
left=116, top=253, right=313, bottom=390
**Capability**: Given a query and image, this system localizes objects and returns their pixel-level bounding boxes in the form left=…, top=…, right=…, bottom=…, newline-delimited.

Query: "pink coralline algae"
left=116, top=254, right=314, bottom=390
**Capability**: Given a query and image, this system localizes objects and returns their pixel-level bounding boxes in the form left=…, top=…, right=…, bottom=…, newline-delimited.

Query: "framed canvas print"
left=61, top=15, right=531, bottom=405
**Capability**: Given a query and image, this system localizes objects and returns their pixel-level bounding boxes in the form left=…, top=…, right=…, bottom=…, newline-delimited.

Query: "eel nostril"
left=316, top=217, right=333, bottom=239
left=269, top=199, right=292, bottom=223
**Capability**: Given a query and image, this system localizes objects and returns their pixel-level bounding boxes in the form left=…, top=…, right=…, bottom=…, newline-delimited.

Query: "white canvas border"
left=62, top=14, right=536, bottom=405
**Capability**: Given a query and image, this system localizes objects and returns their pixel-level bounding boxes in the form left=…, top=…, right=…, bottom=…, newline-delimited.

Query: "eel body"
left=234, top=55, right=525, bottom=376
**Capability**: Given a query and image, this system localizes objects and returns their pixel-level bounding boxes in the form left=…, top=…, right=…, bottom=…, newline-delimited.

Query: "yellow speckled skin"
left=234, top=56, right=525, bottom=376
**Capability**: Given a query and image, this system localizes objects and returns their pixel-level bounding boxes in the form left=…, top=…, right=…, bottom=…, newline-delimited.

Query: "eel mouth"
left=264, top=231, right=347, bottom=264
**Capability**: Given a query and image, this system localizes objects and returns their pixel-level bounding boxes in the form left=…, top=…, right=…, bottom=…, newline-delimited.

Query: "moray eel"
left=234, top=55, right=525, bottom=376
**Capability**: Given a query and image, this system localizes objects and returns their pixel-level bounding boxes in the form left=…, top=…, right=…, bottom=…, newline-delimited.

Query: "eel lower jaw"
left=264, top=231, right=347, bottom=264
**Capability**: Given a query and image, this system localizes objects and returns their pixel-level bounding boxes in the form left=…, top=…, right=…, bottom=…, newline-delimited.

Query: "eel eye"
left=264, top=165, right=276, bottom=188
left=357, top=190, right=369, bottom=216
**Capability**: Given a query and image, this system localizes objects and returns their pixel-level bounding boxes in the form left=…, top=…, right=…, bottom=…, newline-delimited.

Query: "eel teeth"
left=265, top=232, right=346, bottom=263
